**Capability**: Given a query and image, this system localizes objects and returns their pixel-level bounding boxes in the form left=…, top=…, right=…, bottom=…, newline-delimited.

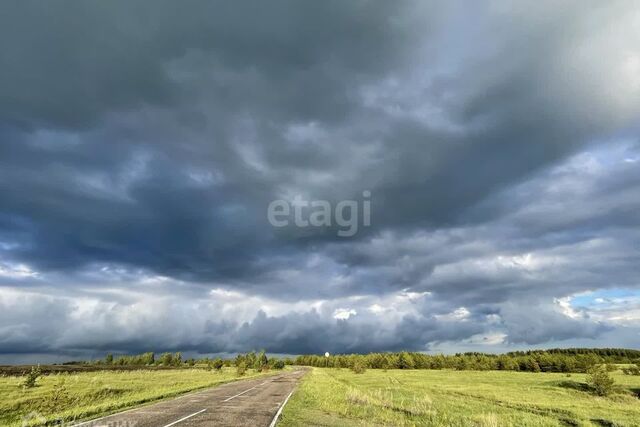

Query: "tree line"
left=73, top=347, right=640, bottom=374
left=94, top=351, right=289, bottom=371
left=294, top=348, right=640, bottom=373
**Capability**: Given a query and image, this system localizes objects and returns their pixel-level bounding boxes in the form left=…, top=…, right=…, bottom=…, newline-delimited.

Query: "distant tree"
left=22, top=365, right=42, bottom=388
left=527, top=358, right=541, bottom=373
left=351, top=360, right=366, bottom=374
left=173, top=352, right=183, bottom=366
left=236, top=361, right=247, bottom=376
left=622, top=364, right=640, bottom=376
left=141, top=352, right=155, bottom=365
left=159, top=352, right=174, bottom=366
left=397, top=352, right=415, bottom=369
left=257, top=350, right=269, bottom=371
left=587, top=365, right=615, bottom=396
left=105, top=353, right=114, bottom=365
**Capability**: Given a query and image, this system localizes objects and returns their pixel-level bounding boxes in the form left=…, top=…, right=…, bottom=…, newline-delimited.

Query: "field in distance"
left=279, top=367, right=640, bottom=427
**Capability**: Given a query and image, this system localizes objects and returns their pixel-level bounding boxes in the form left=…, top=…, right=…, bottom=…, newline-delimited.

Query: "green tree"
left=397, top=352, right=415, bottom=369
left=141, top=352, right=155, bottom=365
left=587, top=365, right=615, bottom=396
left=257, top=350, right=269, bottom=371
left=351, top=360, right=366, bottom=374
left=22, top=365, right=42, bottom=388
left=236, top=361, right=247, bottom=376
left=159, top=352, right=173, bottom=366
left=173, top=352, right=183, bottom=366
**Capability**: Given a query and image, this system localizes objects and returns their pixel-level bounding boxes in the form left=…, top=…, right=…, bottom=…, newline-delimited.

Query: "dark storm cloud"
left=499, top=301, right=611, bottom=345
left=2, top=0, right=637, bottom=282
left=1, top=1, right=640, bottom=358
left=0, top=0, right=421, bottom=128
left=0, top=290, right=487, bottom=355
left=0, top=0, right=430, bottom=280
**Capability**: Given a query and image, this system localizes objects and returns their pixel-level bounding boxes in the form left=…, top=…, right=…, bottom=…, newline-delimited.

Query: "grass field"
left=279, top=368, right=640, bottom=427
left=0, top=367, right=272, bottom=427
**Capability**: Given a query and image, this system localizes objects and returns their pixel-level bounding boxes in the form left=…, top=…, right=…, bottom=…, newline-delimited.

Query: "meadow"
left=0, top=367, right=272, bottom=427
left=279, top=367, right=640, bottom=427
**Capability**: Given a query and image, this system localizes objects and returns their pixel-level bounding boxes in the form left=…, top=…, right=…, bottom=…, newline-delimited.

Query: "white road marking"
left=222, top=380, right=270, bottom=402
left=268, top=389, right=295, bottom=427
left=161, top=408, right=207, bottom=427
left=71, top=372, right=301, bottom=427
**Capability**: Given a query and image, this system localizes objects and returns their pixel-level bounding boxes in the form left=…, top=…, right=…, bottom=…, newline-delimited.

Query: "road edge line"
left=268, top=389, right=294, bottom=427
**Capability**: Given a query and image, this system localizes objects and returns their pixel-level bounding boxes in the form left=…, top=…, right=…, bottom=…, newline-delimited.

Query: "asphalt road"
left=71, top=369, right=307, bottom=427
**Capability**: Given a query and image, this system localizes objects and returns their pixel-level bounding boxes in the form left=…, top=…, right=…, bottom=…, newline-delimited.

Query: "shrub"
left=159, top=352, right=174, bottom=366
left=173, top=352, right=183, bottom=366
left=42, top=378, right=70, bottom=412
left=351, top=360, right=366, bottom=374
left=212, top=359, right=224, bottom=371
left=256, top=350, right=269, bottom=371
left=236, top=362, right=247, bottom=376
left=22, top=365, right=42, bottom=389
left=272, top=360, right=285, bottom=370
left=586, top=365, right=615, bottom=396
left=622, top=363, right=640, bottom=376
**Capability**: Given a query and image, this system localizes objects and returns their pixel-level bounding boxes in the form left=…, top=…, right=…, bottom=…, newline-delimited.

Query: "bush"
left=622, top=364, right=640, bottom=376
left=42, top=378, right=70, bottom=412
left=159, top=352, right=174, bottom=366
left=22, top=365, right=42, bottom=388
left=158, top=352, right=182, bottom=367
left=236, top=362, right=247, bottom=376
left=272, top=360, right=285, bottom=370
left=256, top=350, right=269, bottom=371
left=586, top=365, right=615, bottom=396
left=212, top=359, right=224, bottom=371
left=351, top=360, right=366, bottom=374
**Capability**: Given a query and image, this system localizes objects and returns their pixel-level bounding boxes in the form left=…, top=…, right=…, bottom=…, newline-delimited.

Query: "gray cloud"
left=0, top=1, right=639, bottom=359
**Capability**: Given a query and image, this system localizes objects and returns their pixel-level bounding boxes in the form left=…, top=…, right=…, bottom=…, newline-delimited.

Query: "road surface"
left=71, top=369, right=307, bottom=427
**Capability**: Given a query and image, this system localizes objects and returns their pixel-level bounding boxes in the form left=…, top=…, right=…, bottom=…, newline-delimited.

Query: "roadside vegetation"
left=279, top=367, right=640, bottom=427
left=1, top=351, right=287, bottom=427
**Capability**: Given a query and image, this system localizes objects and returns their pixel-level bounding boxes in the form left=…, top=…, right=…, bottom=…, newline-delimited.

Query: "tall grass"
left=279, top=367, right=640, bottom=426
left=0, top=367, right=274, bottom=427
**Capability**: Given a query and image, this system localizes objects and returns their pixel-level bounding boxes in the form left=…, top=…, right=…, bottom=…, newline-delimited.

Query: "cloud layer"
left=1, top=1, right=639, bottom=360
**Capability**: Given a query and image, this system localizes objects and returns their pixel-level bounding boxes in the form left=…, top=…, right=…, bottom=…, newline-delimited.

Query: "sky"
left=1, top=1, right=640, bottom=363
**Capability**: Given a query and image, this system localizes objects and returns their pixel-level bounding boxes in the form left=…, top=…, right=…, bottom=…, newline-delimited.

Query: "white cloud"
left=333, top=308, right=357, bottom=320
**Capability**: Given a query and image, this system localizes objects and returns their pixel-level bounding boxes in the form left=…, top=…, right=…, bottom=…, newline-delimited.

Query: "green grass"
left=0, top=367, right=273, bottom=426
left=279, top=368, right=640, bottom=427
